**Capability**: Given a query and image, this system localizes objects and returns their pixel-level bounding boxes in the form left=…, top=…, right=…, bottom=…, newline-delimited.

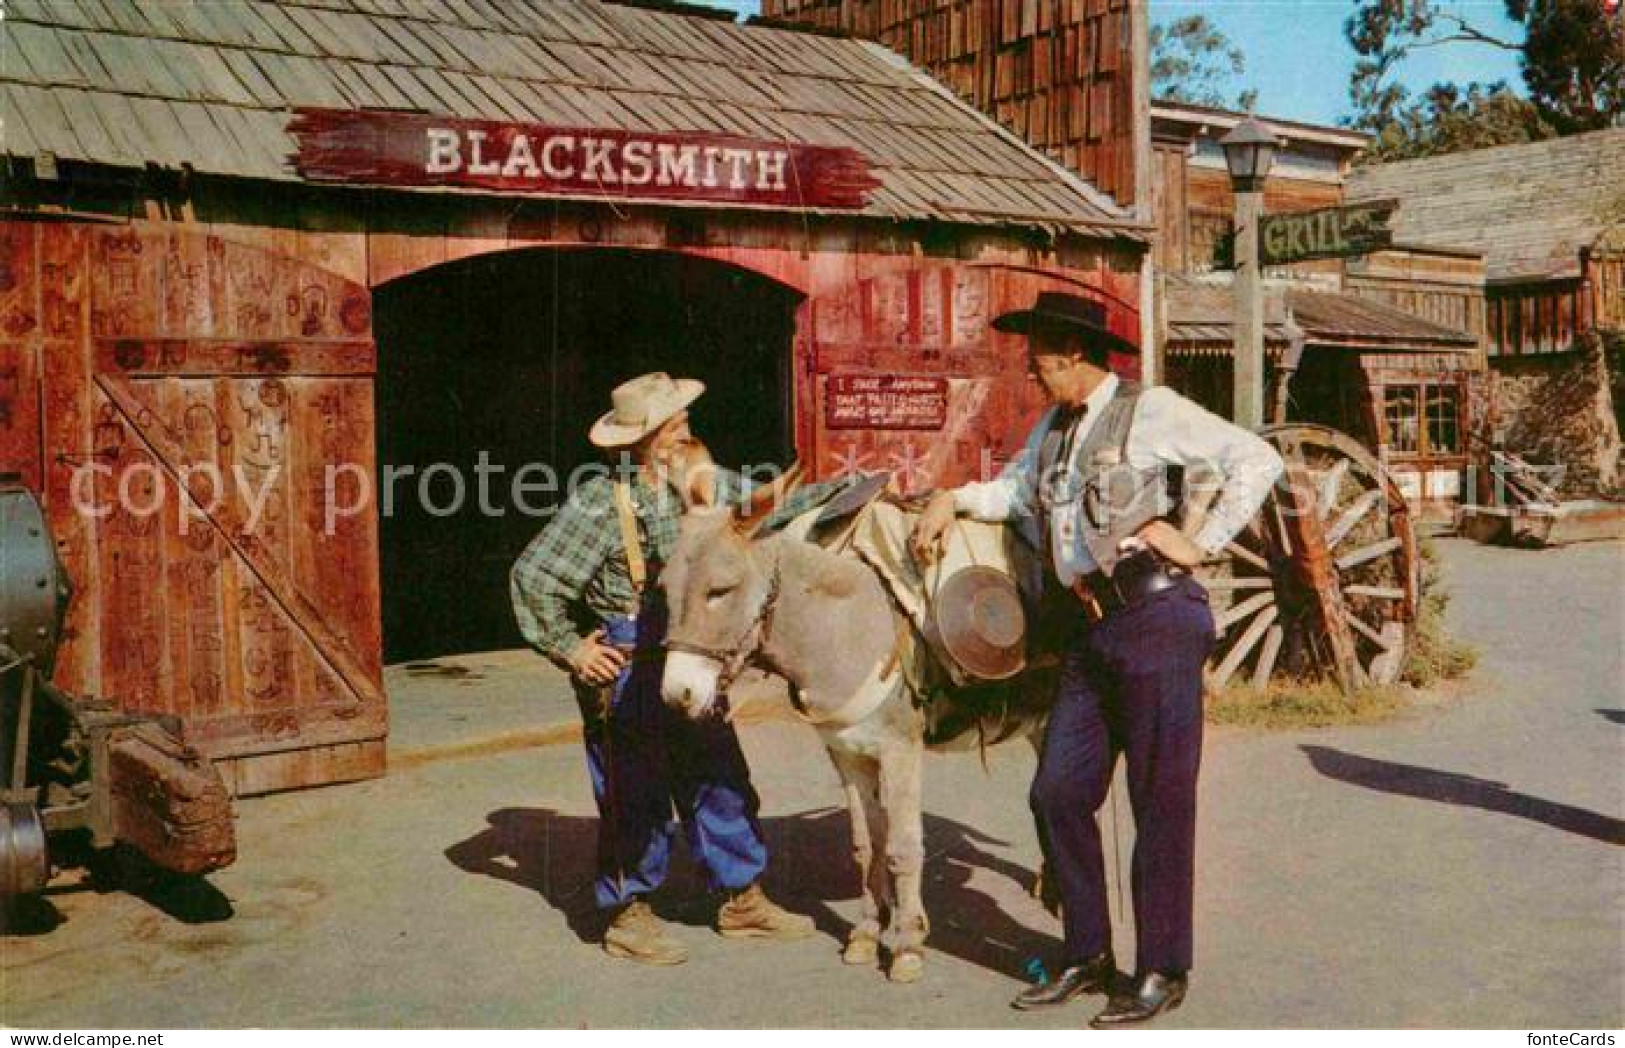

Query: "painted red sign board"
left=288, top=108, right=880, bottom=209
left=826, top=375, right=949, bottom=430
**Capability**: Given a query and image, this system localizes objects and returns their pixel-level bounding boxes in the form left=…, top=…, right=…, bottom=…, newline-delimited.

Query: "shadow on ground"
left=445, top=806, right=1055, bottom=982
left=1302, top=746, right=1625, bottom=846
left=1596, top=709, right=1625, bottom=726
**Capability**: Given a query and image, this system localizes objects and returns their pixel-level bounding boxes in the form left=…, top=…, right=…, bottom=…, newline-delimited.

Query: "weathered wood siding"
left=760, top=0, right=1146, bottom=209
left=3, top=181, right=1142, bottom=793
left=1, top=219, right=384, bottom=796
left=1346, top=248, right=1488, bottom=361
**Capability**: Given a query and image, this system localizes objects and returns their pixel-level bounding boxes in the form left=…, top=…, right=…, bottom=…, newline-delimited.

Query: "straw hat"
left=588, top=372, right=705, bottom=448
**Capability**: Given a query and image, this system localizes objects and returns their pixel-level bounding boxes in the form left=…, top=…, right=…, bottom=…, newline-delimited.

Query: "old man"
left=511, top=372, right=837, bottom=965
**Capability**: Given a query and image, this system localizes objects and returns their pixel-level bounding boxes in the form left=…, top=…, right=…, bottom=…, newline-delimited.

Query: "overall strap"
left=612, top=481, right=647, bottom=595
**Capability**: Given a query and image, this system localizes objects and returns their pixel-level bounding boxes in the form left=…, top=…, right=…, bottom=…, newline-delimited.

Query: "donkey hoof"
left=887, top=949, right=925, bottom=983
left=842, top=933, right=880, bottom=966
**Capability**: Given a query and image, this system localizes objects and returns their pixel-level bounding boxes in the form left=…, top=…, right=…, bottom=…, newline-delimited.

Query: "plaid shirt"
left=510, top=468, right=850, bottom=665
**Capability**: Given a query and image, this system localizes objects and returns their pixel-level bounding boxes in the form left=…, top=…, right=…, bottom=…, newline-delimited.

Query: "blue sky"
left=704, top=0, right=1528, bottom=128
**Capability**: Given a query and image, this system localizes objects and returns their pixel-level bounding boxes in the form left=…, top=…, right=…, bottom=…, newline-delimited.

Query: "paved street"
left=3, top=538, right=1621, bottom=1028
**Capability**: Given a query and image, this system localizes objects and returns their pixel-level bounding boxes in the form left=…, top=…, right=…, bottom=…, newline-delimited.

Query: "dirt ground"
left=2, top=538, right=1621, bottom=1028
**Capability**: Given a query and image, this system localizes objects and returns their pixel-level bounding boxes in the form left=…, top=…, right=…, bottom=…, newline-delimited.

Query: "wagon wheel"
left=1186, top=423, right=1419, bottom=692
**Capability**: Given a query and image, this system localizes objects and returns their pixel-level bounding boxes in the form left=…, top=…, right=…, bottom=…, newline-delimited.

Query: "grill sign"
left=827, top=375, right=949, bottom=430
left=289, top=108, right=878, bottom=209
left=1259, top=201, right=1396, bottom=266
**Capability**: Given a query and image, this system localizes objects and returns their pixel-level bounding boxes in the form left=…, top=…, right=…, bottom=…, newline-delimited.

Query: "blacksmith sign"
left=1259, top=200, right=1397, bottom=267
left=289, top=108, right=880, bottom=209
left=826, top=375, right=950, bottom=430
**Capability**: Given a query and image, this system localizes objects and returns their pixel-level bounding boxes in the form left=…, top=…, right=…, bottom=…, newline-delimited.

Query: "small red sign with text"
left=826, top=375, right=949, bottom=431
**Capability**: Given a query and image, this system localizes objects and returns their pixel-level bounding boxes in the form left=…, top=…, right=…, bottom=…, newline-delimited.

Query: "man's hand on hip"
left=1133, top=520, right=1207, bottom=570
left=568, top=628, right=629, bottom=686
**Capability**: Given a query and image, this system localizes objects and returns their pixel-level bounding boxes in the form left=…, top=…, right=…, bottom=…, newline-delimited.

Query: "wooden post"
left=1233, top=187, right=1266, bottom=428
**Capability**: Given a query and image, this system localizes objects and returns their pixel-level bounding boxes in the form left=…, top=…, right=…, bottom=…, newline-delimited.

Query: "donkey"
left=660, top=499, right=935, bottom=981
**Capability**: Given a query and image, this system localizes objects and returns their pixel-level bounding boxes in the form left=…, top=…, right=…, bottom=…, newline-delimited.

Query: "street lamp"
left=1220, top=116, right=1280, bottom=429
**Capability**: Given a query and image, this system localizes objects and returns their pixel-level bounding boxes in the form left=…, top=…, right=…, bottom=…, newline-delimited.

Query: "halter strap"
left=664, top=547, right=783, bottom=693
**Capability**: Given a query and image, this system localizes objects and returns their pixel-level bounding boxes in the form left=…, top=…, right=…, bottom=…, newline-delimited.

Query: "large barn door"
left=27, top=224, right=382, bottom=795
left=801, top=263, right=1140, bottom=491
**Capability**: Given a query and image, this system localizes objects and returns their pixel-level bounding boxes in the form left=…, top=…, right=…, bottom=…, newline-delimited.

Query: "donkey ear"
left=669, top=439, right=720, bottom=513
left=732, top=461, right=804, bottom=538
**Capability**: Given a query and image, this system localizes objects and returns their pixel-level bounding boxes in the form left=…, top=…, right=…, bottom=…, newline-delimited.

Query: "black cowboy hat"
left=991, top=291, right=1137, bottom=357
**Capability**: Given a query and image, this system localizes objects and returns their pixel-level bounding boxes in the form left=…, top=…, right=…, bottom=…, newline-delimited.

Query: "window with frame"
left=1384, top=386, right=1420, bottom=453
left=1383, top=381, right=1462, bottom=456
left=1426, top=385, right=1460, bottom=453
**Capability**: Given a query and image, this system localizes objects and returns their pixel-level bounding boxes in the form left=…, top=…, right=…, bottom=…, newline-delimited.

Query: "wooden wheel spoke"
left=1210, top=605, right=1279, bottom=690
left=1217, top=591, right=1275, bottom=631
left=1335, top=535, right=1402, bottom=571
left=1226, top=541, right=1270, bottom=572
left=1346, top=613, right=1395, bottom=651
left=1326, top=490, right=1382, bottom=549
left=1317, top=458, right=1351, bottom=520
left=1251, top=624, right=1284, bottom=689
left=1269, top=496, right=1295, bottom=558
left=1344, top=584, right=1405, bottom=600
left=1203, top=575, right=1274, bottom=591
left=1203, top=425, right=1419, bottom=691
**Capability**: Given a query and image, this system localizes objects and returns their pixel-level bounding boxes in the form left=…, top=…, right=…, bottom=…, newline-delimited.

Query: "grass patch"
left=1402, top=537, right=1479, bottom=688
left=1206, top=678, right=1410, bottom=729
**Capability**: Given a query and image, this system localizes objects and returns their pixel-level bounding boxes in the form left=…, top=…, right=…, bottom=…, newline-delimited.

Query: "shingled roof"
left=0, top=0, right=1143, bottom=240
left=1166, top=276, right=1479, bottom=354
left=1346, top=129, right=1625, bottom=284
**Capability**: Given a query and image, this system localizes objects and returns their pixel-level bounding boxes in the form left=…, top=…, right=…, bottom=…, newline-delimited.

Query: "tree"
left=1345, top=0, right=1623, bottom=157
left=1151, top=15, right=1259, bottom=111
left=1361, top=81, right=1556, bottom=162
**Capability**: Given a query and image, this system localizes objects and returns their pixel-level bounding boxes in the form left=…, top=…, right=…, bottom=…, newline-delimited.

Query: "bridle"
left=664, top=548, right=783, bottom=694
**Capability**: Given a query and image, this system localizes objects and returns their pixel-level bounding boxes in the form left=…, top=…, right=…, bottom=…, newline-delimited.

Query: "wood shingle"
left=0, top=0, right=1140, bottom=238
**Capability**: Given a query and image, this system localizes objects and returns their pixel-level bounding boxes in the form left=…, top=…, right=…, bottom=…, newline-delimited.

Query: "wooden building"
left=1148, top=100, right=1369, bottom=277
left=1347, top=130, right=1625, bottom=495
left=1164, top=277, right=1482, bottom=523
left=758, top=0, right=1149, bottom=210
left=0, top=0, right=1148, bottom=793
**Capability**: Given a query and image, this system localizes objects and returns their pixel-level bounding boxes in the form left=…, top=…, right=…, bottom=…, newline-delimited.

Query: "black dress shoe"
left=1010, top=953, right=1116, bottom=1010
left=1090, top=970, right=1187, bottom=1027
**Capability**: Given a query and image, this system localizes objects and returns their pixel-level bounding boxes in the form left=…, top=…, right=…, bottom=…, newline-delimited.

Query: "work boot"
left=716, top=883, right=815, bottom=940
left=602, top=899, right=688, bottom=966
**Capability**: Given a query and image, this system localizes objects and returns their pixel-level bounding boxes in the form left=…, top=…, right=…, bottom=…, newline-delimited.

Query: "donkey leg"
left=828, top=748, right=885, bottom=966
left=1024, top=722, right=1061, bottom=915
left=878, top=743, right=928, bottom=984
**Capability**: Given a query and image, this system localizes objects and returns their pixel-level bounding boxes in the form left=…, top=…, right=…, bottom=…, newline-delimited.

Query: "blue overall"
left=578, top=600, right=768, bottom=911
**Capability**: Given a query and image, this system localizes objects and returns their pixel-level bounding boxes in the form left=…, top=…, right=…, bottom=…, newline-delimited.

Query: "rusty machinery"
left=1, top=473, right=235, bottom=905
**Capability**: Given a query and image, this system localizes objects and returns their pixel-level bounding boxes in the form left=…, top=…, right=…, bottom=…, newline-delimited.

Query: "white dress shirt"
left=953, top=374, right=1285, bottom=585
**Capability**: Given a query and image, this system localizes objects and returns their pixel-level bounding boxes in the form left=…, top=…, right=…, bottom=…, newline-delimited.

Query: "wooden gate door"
left=14, top=223, right=382, bottom=795
left=800, top=263, right=1140, bottom=490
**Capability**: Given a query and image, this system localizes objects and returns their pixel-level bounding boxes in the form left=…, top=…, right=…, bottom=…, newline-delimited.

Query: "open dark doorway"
left=373, top=247, right=802, bottom=664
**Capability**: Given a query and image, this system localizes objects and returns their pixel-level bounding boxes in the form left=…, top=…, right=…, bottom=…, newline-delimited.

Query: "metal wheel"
left=1188, top=423, right=1419, bottom=691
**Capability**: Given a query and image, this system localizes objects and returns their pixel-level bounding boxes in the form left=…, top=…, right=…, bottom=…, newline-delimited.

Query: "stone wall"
left=1492, top=330, right=1623, bottom=496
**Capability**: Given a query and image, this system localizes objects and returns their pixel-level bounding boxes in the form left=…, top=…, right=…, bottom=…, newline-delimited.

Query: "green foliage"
left=1344, top=0, right=1622, bottom=161
left=1151, top=15, right=1258, bottom=111
left=1206, top=678, right=1408, bottom=729
left=1401, top=538, right=1479, bottom=688
left=1356, top=81, right=1555, bottom=163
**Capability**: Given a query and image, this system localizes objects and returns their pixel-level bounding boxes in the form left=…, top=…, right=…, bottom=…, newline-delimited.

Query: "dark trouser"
left=578, top=608, right=768, bottom=912
left=1030, top=575, right=1216, bottom=974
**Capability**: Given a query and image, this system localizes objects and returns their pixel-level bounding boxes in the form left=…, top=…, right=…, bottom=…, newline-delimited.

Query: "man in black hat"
left=911, top=292, right=1282, bottom=1027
